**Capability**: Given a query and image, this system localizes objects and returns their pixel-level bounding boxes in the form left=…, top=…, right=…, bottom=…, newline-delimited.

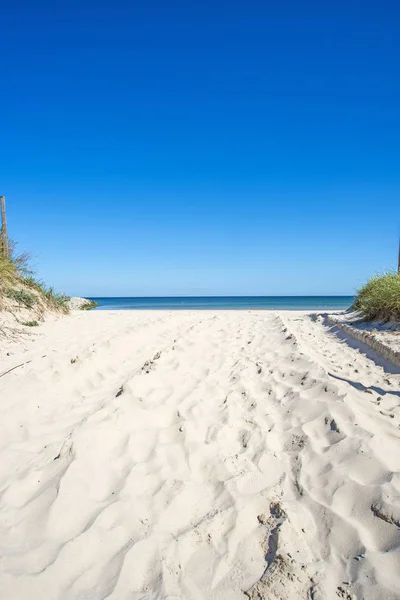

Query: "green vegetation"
left=23, top=276, right=69, bottom=312
left=42, top=286, right=70, bottom=313
left=23, top=275, right=46, bottom=292
left=0, top=245, right=70, bottom=315
left=0, top=255, right=16, bottom=313
left=354, top=272, right=400, bottom=321
left=0, top=255, right=16, bottom=286
left=80, top=300, right=99, bottom=310
left=4, top=287, right=36, bottom=308
left=22, top=320, right=39, bottom=327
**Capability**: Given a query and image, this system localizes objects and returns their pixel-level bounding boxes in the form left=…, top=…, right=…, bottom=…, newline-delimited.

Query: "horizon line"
left=85, top=294, right=355, bottom=299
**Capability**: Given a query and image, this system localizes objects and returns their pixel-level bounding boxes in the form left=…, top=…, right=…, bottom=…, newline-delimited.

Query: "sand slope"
left=0, top=310, right=400, bottom=599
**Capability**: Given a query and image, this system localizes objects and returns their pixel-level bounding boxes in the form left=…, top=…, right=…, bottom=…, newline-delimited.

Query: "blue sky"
left=1, top=0, right=399, bottom=296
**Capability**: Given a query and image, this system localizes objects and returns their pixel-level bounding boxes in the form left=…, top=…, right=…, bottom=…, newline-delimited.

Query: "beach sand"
left=1, top=309, right=400, bottom=599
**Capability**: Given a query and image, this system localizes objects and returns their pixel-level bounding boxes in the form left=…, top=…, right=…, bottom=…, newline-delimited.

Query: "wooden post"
left=0, top=196, right=9, bottom=259
left=398, top=236, right=400, bottom=274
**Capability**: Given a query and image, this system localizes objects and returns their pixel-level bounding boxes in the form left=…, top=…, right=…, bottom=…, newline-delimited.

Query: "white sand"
left=1, top=309, right=400, bottom=600
left=327, top=310, right=400, bottom=367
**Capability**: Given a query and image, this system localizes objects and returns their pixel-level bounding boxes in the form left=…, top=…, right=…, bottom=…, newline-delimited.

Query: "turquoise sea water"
left=90, top=296, right=353, bottom=311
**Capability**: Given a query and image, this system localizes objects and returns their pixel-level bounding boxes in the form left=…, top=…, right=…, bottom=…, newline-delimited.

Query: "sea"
left=89, top=296, right=353, bottom=311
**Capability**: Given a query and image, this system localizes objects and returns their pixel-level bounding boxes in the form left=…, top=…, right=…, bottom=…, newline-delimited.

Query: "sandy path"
left=0, top=310, right=400, bottom=600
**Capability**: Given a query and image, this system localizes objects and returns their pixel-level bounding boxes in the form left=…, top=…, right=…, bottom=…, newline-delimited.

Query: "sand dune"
left=1, top=310, right=400, bottom=599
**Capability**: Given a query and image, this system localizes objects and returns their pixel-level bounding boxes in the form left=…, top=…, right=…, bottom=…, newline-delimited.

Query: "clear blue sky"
left=1, top=0, right=399, bottom=296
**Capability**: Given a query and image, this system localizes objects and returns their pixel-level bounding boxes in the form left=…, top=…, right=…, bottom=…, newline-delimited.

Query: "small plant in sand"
left=22, top=320, right=39, bottom=327
left=354, top=271, right=400, bottom=321
left=4, top=287, right=37, bottom=308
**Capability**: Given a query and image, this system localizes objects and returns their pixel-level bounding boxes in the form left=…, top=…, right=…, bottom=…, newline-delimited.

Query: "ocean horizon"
left=89, top=296, right=354, bottom=311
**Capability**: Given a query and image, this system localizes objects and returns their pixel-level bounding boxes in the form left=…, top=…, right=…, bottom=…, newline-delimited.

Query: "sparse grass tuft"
left=23, top=275, right=46, bottom=292
left=42, top=287, right=70, bottom=313
left=22, top=320, right=39, bottom=327
left=4, top=287, right=37, bottom=308
left=20, top=276, right=69, bottom=313
left=353, top=271, right=400, bottom=321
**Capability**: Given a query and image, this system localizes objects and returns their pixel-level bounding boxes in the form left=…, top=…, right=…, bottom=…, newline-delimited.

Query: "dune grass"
left=1, top=249, right=69, bottom=314
left=0, top=255, right=18, bottom=310
left=4, top=287, right=37, bottom=308
left=354, top=272, right=400, bottom=321
left=42, top=286, right=69, bottom=313
left=0, top=254, right=17, bottom=286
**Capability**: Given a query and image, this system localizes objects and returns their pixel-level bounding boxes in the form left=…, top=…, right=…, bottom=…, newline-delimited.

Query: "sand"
left=1, top=309, right=400, bottom=600
left=326, top=310, right=400, bottom=368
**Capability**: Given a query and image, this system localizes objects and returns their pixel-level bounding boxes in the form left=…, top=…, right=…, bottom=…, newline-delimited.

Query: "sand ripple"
left=0, top=310, right=400, bottom=599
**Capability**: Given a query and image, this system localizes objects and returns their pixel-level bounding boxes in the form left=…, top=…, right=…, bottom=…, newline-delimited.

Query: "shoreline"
left=84, top=296, right=353, bottom=312
left=1, top=309, right=400, bottom=599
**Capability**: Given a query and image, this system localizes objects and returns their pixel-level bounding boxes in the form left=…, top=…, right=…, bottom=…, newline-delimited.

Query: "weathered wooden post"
left=398, top=236, right=400, bottom=274
left=0, top=196, right=9, bottom=259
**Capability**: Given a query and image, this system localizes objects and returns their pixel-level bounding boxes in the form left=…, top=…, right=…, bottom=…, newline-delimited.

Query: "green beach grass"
left=0, top=251, right=69, bottom=315
left=354, top=272, right=400, bottom=321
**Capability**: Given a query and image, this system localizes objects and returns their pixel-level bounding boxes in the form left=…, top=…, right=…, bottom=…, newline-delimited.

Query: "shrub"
left=354, top=272, right=400, bottom=321
left=22, top=320, right=39, bottom=327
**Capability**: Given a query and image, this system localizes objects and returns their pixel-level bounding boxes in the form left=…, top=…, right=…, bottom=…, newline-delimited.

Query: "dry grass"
left=0, top=255, right=17, bottom=286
